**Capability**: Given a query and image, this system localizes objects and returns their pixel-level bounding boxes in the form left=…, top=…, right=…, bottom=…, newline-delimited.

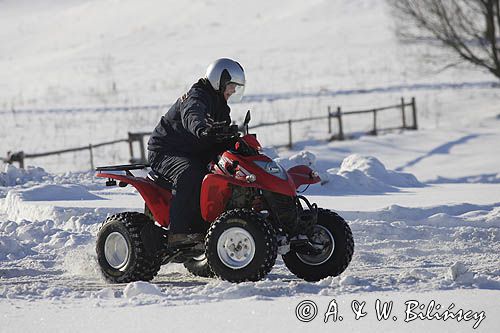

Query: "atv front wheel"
left=96, top=212, right=161, bottom=283
left=206, top=209, right=277, bottom=282
left=283, top=209, right=354, bottom=282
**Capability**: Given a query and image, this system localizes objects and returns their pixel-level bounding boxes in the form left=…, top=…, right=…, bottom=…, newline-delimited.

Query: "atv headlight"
left=254, top=161, right=288, bottom=180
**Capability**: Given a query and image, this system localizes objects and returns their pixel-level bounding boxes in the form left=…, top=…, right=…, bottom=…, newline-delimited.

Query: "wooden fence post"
left=89, top=144, right=94, bottom=170
left=128, top=132, right=134, bottom=161
left=337, top=106, right=344, bottom=140
left=401, top=97, right=407, bottom=129
left=372, top=109, right=378, bottom=135
left=139, top=135, right=146, bottom=163
left=5, top=151, right=25, bottom=169
left=328, top=106, right=332, bottom=134
left=287, top=120, right=293, bottom=148
left=411, top=97, right=418, bottom=130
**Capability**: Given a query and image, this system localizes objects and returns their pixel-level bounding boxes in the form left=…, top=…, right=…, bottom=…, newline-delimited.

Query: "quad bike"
left=95, top=111, right=354, bottom=283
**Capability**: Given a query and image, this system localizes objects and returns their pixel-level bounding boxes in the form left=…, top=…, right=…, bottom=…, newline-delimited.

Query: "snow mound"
left=0, top=230, right=36, bottom=260
left=123, top=282, right=164, bottom=298
left=289, top=151, right=316, bottom=167
left=1, top=184, right=107, bottom=225
left=15, top=184, right=102, bottom=201
left=0, top=164, right=49, bottom=187
left=323, top=154, right=423, bottom=194
left=338, top=154, right=422, bottom=187
left=95, top=288, right=117, bottom=299
left=339, top=275, right=365, bottom=286
left=446, top=262, right=474, bottom=284
left=0, top=218, right=93, bottom=261
left=441, top=261, right=500, bottom=288
left=399, top=268, right=437, bottom=282
left=279, top=152, right=423, bottom=194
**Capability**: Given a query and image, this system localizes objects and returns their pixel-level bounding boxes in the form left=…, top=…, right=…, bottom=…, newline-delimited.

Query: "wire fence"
left=1, top=97, right=417, bottom=170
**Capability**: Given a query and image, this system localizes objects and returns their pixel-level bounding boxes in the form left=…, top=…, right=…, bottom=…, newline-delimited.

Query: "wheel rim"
left=216, top=227, right=256, bottom=269
left=296, top=225, right=335, bottom=266
left=104, top=232, right=130, bottom=270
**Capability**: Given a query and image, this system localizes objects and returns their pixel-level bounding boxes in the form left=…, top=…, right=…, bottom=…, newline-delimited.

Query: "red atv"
left=95, top=111, right=354, bottom=283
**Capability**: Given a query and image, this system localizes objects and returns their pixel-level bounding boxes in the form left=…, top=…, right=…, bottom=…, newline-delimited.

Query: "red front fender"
left=200, top=174, right=257, bottom=222
left=287, top=165, right=321, bottom=189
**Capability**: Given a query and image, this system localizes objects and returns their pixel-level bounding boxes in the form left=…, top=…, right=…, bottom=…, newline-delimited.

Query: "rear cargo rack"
left=95, top=164, right=149, bottom=172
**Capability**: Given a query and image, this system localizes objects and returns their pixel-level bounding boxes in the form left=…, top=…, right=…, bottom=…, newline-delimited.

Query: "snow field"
left=1, top=0, right=500, bottom=331
left=1, top=153, right=498, bottom=304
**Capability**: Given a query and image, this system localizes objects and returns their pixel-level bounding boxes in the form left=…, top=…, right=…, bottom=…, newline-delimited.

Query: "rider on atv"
left=147, top=58, right=245, bottom=246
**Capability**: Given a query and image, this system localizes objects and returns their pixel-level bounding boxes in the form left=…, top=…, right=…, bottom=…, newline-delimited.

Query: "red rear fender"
left=96, top=172, right=172, bottom=227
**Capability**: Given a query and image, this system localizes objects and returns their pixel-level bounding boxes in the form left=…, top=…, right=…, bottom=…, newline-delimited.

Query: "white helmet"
left=205, top=58, right=245, bottom=103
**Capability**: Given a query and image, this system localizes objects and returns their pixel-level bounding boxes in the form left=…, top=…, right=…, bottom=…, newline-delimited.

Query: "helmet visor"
left=227, top=83, right=245, bottom=103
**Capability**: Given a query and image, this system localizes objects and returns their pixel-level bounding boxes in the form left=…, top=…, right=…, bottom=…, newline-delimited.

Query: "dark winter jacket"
left=147, top=78, right=231, bottom=161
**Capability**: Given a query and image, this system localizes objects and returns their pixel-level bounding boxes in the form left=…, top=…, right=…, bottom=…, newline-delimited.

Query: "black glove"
left=201, top=122, right=239, bottom=143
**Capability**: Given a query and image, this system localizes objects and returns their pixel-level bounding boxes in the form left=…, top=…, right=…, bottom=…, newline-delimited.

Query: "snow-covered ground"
left=1, top=0, right=500, bottom=332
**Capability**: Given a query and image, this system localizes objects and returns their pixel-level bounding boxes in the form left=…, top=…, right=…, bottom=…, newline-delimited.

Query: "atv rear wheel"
left=96, top=212, right=161, bottom=283
left=283, top=209, right=354, bottom=282
left=183, top=254, right=214, bottom=278
left=206, top=209, right=277, bottom=282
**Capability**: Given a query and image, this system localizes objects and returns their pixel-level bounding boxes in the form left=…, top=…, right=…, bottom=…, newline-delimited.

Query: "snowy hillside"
left=1, top=0, right=500, bottom=332
left=1, top=0, right=493, bottom=110
left=1, top=0, right=499, bottom=173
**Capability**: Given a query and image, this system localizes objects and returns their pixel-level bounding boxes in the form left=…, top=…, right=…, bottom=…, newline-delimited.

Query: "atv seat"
left=147, top=170, right=174, bottom=190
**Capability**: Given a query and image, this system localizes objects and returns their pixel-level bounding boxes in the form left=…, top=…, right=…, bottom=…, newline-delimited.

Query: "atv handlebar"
left=202, top=123, right=240, bottom=143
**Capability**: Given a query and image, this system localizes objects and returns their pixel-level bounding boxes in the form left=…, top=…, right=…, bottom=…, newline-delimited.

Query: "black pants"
left=148, top=150, right=209, bottom=234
